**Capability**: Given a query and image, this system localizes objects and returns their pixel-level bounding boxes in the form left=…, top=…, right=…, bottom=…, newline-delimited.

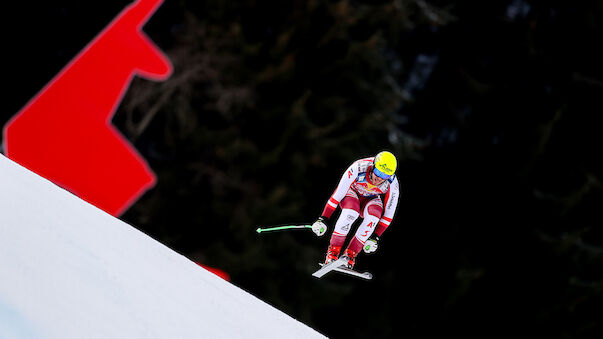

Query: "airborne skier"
left=311, top=151, right=400, bottom=270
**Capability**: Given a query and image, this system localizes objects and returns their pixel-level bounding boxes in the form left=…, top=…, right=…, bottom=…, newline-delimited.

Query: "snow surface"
left=0, top=155, right=325, bottom=339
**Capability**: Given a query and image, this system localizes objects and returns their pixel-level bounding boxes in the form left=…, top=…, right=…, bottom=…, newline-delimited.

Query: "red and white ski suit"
left=320, top=157, right=400, bottom=254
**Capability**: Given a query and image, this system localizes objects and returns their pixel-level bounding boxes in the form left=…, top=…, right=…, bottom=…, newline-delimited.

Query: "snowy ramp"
left=0, top=154, right=325, bottom=339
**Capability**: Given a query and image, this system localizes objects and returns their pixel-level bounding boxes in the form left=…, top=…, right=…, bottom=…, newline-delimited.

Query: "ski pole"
left=256, top=224, right=312, bottom=234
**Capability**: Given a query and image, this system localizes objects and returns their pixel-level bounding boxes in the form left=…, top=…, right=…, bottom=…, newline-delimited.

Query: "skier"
left=311, top=151, right=400, bottom=269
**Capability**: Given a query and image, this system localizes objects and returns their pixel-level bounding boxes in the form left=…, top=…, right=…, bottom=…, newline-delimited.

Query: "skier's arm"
left=320, top=162, right=358, bottom=219
left=375, top=176, right=400, bottom=237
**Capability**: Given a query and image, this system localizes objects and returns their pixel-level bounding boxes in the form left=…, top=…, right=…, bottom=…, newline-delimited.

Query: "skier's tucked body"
left=312, top=151, right=400, bottom=269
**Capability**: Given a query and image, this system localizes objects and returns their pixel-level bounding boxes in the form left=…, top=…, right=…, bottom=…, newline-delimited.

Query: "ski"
left=311, top=257, right=348, bottom=278
left=318, top=263, right=373, bottom=280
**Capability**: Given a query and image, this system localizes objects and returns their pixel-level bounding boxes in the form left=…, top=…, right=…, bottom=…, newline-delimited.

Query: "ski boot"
left=325, top=245, right=341, bottom=264
left=341, top=249, right=357, bottom=269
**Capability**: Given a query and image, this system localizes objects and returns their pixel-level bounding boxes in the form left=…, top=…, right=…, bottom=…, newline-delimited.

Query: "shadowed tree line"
left=3, top=1, right=603, bottom=338
left=113, top=1, right=603, bottom=337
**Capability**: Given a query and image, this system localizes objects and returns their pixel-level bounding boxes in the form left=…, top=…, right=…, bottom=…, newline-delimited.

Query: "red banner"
left=4, top=0, right=172, bottom=216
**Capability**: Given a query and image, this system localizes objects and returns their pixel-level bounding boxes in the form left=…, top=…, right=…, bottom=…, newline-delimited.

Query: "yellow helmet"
left=373, top=151, right=397, bottom=179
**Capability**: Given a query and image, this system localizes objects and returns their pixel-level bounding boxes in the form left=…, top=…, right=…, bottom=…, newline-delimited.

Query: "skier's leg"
left=330, top=208, right=360, bottom=247
left=344, top=197, right=383, bottom=267
left=325, top=190, right=360, bottom=262
left=329, top=189, right=360, bottom=247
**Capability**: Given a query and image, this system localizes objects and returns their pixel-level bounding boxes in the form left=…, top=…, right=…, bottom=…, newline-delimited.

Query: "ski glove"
left=311, top=217, right=328, bottom=237
left=363, top=236, right=380, bottom=253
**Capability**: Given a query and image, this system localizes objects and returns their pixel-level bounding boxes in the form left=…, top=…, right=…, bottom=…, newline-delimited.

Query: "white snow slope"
left=0, top=154, right=325, bottom=339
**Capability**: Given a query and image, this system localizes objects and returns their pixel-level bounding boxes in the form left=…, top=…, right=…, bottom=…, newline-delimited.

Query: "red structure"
left=3, top=0, right=172, bottom=216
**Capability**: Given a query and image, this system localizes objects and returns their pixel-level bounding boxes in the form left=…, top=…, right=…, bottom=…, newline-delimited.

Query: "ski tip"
left=255, top=228, right=262, bottom=233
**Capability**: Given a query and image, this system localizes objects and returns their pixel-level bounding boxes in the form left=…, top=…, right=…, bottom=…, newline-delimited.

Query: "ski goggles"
left=373, top=167, right=392, bottom=180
